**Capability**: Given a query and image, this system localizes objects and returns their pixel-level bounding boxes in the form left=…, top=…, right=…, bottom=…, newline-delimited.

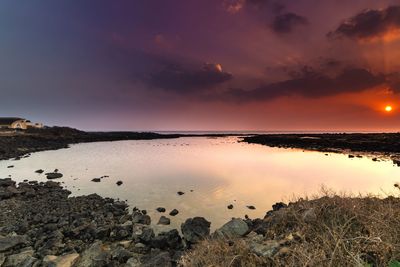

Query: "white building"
left=0, top=117, right=44, bottom=130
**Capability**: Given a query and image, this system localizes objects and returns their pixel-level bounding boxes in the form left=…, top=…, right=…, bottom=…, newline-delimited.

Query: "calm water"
left=0, top=136, right=399, bottom=231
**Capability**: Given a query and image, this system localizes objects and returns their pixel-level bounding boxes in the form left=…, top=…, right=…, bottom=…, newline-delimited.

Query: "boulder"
left=0, top=235, right=28, bottom=252
left=116, top=181, right=123, bottom=186
left=132, top=212, right=151, bottom=225
left=246, top=205, right=256, bottom=210
left=272, top=202, right=287, bottom=211
left=249, top=240, right=280, bottom=257
left=169, top=209, right=179, bottom=216
left=227, top=204, right=233, bottom=209
left=42, top=253, right=80, bottom=267
left=75, top=241, right=111, bottom=267
left=141, top=251, right=172, bottom=267
left=157, top=216, right=170, bottom=225
left=91, top=178, right=101, bottom=183
left=35, top=169, right=44, bottom=174
left=45, top=173, right=63, bottom=179
left=177, top=191, right=185, bottom=196
left=181, top=217, right=211, bottom=244
left=151, top=229, right=182, bottom=250
left=3, top=249, right=36, bottom=267
left=110, top=246, right=132, bottom=263
left=0, top=178, right=16, bottom=187
left=132, top=224, right=155, bottom=244
left=156, top=207, right=166, bottom=213
left=214, top=218, right=249, bottom=238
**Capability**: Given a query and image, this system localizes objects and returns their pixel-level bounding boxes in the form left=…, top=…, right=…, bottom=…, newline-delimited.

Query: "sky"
left=2, top=0, right=400, bottom=131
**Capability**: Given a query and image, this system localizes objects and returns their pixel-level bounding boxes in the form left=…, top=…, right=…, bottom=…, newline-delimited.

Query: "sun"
left=385, top=105, right=393, bottom=112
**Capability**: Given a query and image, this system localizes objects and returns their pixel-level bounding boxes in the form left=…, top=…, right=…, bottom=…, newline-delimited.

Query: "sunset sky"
left=2, top=0, right=400, bottom=131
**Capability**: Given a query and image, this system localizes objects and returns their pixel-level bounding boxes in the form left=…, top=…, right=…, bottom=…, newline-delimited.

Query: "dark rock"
left=177, top=191, right=185, bottom=196
left=181, top=217, right=211, bottom=244
left=141, top=250, right=172, bottom=267
left=111, top=246, right=132, bottom=263
left=75, top=241, right=111, bottom=267
left=132, top=224, right=155, bottom=244
left=45, top=172, right=63, bottom=179
left=0, top=235, right=28, bottom=252
left=0, top=178, right=16, bottom=187
left=3, top=249, right=36, bottom=267
left=132, top=211, right=151, bottom=225
left=116, top=181, right=123, bottom=186
left=151, top=229, right=183, bottom=250
left=35, top=169, right=44, bottom=174
left=247, top=205, right=256, bottom=210
left=227, top=204, right=234, bottom=209
left=169, top=209, right=179, bottom=216
left=7, top=165, right=13, bottom=168
left=214, top=218, right=249, bottom=238
left=272, top=202, right=287, bottom=211
left=158, top=216, right=170, bottom=225
left=348, top=154, right=355, bottom=158
left=91, top=178, right=101, bottom=182
left=156, top=207, right=166, bottom=213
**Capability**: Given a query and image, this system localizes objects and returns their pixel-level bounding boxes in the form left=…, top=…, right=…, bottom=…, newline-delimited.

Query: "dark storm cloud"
left=225, top=68, right=387, bottom=101
left=271, top=12, right=308, bottom=33
left=328, top=5, right=400, bottom=40
left=148, top=63, right=233, bottom=93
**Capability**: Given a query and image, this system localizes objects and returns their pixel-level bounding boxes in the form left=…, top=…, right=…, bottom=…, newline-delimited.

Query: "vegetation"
left=180, top=189, right=400, bottom=267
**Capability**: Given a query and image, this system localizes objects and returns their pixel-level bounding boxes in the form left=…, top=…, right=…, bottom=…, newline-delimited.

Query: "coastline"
left=1, top=178, right=399, bottom=266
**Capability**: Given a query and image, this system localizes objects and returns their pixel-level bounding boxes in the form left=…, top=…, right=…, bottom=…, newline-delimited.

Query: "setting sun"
left=385, top=105, right=393, bottom=112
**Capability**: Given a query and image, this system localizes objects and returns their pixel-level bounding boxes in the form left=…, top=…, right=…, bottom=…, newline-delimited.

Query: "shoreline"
left=1, top=178, right=399, bottom=266
left=243, top=133, right=400, bottom=164
left=0, top=127, right=244, bottom=161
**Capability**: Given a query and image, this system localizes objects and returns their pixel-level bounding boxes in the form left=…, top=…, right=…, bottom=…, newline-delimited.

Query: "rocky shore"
left=0, top=178, right=282, bottom=267
left=243, top=133, right=400, bottom=162
left=2, top=178, right=400, bottom=266
left=0, top=127, right=238, bottom=161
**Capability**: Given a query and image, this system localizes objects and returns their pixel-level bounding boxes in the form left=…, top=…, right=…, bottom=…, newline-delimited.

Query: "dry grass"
left=180, top=190, right=400, bottom=267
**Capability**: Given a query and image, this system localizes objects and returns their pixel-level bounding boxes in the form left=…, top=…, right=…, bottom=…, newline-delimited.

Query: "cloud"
left=224, top=68, right=387, bottom=101
left=223, top=0, right=285, bottom=15
left=271, top=12, right=308, bottom=33
left=148, top=63, right=233, bottom=93
left=328, top=6, right=400, bottom=41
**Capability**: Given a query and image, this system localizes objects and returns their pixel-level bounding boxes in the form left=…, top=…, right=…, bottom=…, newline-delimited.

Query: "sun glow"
left=385, top=105, right=393, bottom=112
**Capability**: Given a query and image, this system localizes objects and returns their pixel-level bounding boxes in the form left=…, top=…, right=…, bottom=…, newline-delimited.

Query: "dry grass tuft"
left=180, top=191, right=400, bottom=267
left=179, top=238, right=268, bottom=267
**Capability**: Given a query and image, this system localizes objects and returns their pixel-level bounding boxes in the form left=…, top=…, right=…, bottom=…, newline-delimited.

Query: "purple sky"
left=2, top=0, right=400, bottom=131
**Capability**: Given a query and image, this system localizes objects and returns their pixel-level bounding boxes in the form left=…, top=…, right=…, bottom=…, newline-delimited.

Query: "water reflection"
left=0, top=137, right=399, bottom=231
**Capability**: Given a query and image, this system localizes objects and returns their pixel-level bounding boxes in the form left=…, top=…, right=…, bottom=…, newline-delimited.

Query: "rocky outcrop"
left=181, top=217, right=211, bottom=244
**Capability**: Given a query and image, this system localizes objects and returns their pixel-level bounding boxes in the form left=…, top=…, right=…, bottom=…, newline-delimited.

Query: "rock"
left=116, top=181, right=123, bottom=186
left=227, top=204, right=233, bottom=209
left=272, top=202, right=287, bottom=211
left=156, top=207, right=166, bottom=213
left=7, top=165, right=13, bottom=168
left=247, top=205, right=256, bottom=210
left=3, top=249, right=36, bottom=267
left=42, top=253, right=80, bottom=267
left=177, top=191, right=185, bottom=195
left=132, top=211, right=151, bottom=225
left=348, top=154, right=355, bottom=158
left=132, top=224, right=155, bottom=244
left=169, top=209, right=179, bottom=216
left=0, top=178, right=16, bottom=187
left=45, top=173, right=63, bottom=179
left=75, top=241, right=111, bottom=267
left=141, top=251, right=172, bottom=267
left=111, top=246, right=132, bottom=263
left=151, top=229, right=183, bottom=250
left=125, top=256, right=142, bottom=267
left=181, top=217, right=211, bottom=244
left=157, top=216, right=170, bottom=225
left=214, top=218, right=249, bottom=238
left=35, top=169, right=44, bottom=174
left=91, top=178, right=101, bottom=182
left=0, top=253, right=5, bottom=266
left=249, top=240, right=280, bottom=257
left=0, top=235, right=28, bottom=252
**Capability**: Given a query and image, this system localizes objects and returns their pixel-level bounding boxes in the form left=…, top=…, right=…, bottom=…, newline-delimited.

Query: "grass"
left=179, top=189, right=400, bottom=267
